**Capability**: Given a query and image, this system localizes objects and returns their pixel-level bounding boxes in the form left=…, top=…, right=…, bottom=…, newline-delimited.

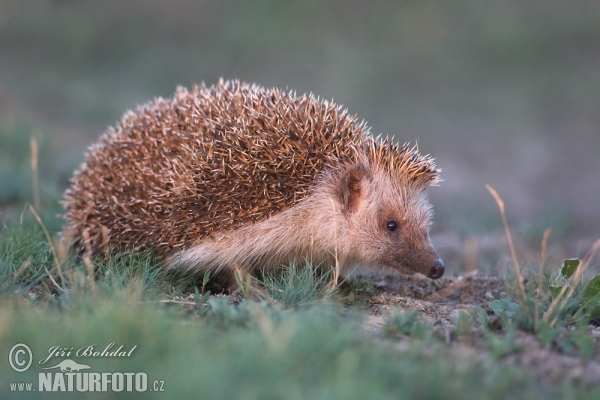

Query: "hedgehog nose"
left=427, top=258, right=445, bottom=280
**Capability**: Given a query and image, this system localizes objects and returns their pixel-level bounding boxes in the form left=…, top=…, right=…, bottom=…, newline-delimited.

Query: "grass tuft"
left=258, top=261, right=337, bottom=309
left=487, top=186, right=600, bottom=358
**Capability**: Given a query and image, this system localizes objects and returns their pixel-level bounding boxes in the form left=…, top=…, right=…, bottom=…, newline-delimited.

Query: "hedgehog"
left=63, top=79, right=444, bottom=288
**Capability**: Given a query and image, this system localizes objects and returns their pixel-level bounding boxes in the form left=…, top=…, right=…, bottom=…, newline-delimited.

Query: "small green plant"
left=193, top=271, right=212, bottom=313
left=203, top=296, right=254, bottom=329
left=384, top=309, right=432, bottom=339
left=482, top=327, right=518, bottom=359
left=489, top=299, right=520, bottom=323
left=548, top=258, right=600, bottom=322
left=557, top=319, right=595, bottom=359
left=346, top=277, right=375, bottom=297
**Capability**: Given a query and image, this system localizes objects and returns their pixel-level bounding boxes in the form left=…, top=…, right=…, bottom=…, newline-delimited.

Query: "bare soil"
left=359, top=273, right=600, bottom=387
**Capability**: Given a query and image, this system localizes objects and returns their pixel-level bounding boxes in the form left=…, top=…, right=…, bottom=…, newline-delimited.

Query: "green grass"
left=2, top=294, right=568, bottom=400
left=1, top=217, right=599, bottom=399
left=257, top=262, right=337, bottom=308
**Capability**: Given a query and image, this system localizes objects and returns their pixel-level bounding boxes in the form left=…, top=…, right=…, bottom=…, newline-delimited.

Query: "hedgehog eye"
left=386, top=220, right=398, bottom=232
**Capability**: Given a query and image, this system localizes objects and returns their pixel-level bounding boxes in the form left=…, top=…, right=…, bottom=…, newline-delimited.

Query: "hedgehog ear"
left=339, top=163, right=369, bottom=214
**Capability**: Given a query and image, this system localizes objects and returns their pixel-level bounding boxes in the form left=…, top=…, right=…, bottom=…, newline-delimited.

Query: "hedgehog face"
left=375, top=191, right=443, bottom=278
left=339, top=163, right=444, bottom=279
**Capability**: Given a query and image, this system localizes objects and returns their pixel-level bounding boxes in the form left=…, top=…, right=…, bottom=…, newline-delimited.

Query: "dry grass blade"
left=486, top=185, right=526, bottom=301
left=158, top=299, right=197, bottom=306
left=30, top=138, right=40, bottom=211
left=43, top=265, right=64, bottom=292
left=540, top=228, right=552, bottom=275
left=234, top=267, right=268, bottom=300
left=579, top=238, right=600, bottom=280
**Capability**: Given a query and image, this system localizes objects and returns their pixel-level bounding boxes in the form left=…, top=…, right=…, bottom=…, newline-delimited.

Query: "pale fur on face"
left=167, top=155, right=438, bottom=279
left=344, top=162, right=436, bottom=276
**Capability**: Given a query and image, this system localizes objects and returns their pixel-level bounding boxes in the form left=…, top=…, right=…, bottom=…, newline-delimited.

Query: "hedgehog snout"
left=427, top=258, right=445, bottom=280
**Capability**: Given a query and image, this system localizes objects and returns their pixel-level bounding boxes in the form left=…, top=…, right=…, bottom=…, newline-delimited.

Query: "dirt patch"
left=369, top=273, right=506, bottom=304
left=361, top=273, right=600, bottom=387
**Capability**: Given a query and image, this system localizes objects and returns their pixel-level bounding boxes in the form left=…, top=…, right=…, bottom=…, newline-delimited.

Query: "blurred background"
left=1, top=0, right=598, bottom=274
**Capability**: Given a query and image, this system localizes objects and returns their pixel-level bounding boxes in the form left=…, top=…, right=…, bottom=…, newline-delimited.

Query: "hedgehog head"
left=331, top=139, right=444, bottom=279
